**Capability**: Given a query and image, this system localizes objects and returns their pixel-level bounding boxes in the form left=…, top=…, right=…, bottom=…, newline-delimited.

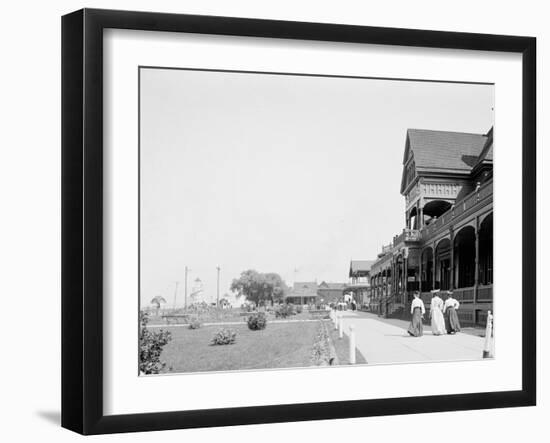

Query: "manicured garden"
left=141, top=269, right=367, bottom=374
left=159, top=321, right=322, bottom=373
left=140, top=303, right=366, bottom=374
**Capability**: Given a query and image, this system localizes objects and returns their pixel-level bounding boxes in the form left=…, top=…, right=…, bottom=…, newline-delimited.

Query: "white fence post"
left=483, top=311, right=493, bottom=358
left=334, top=310, right=339, bottom=330
left=349, top=324, right=356, bottom=364
left=338, top=314, right=343, bottom=339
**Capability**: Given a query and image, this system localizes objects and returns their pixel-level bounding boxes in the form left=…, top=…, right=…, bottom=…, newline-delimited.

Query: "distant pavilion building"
left=344, top=260, right=374, bottom=308
left=285, top=281, right=318, bottom=305
left=369, top=128, right=493, bottom=326
left=317, top=281, right=347, bottom=305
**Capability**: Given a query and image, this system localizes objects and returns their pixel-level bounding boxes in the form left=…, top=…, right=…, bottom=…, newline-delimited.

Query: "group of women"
left=407, top=289, right=461, bottom=337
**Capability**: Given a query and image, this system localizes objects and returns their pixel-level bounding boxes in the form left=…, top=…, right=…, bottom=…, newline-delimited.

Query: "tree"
left=230, top=270, right=288, bottom=307
left=264, top=272, right=288, bottom=304
left=150, top=295, right=167, bottom=316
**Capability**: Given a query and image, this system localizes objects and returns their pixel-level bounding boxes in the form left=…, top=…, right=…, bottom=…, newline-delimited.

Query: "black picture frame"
left=62, top=8, right=536, bottom=435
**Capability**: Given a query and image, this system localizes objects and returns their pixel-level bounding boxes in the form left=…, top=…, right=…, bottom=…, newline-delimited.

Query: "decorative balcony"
left=345, top=282, right=371, bottom=290
left=394, top=228, right=421, bottom=246
left=421, top=178, right=493, bottom=240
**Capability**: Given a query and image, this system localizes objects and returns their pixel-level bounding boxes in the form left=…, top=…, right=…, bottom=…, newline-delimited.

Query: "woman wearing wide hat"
left=407, top=291, right=425, bottom=337
left=430, top=289, right=447, bottom=335
left=443, top=290, right=461, bottom=334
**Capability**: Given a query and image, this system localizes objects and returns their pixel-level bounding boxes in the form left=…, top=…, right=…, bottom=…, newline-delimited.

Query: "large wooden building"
left=344, top=260, right=374, bottom=308
left=368, top=128, right=493, bottom=327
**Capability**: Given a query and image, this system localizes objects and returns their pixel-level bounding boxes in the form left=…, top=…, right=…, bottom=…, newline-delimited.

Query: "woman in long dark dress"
left=443, top=290, right=461, bottom=334
left=407, top=292, right=425, bottom=337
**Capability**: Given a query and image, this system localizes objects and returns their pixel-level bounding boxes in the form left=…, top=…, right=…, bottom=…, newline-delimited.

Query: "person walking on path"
left=407, top=292, right=425, bottom=337
left=443, top=290, right=461, bottom=334
left=429, top=289, right=447, bottom=335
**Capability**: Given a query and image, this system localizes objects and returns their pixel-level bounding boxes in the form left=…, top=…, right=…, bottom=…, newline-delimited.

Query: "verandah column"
left=392, top=258, right=397, bottom=301
left=403, top=254, right=408, bottom=304
left=419, top=250, right=423, bottom=294
left=449, top=227, right=455, bottom=290
left=474, top=216, right=480, bottom=307
left=386, top=266, right=390, bottom=316
left=432, top=241, right=437, bottom=290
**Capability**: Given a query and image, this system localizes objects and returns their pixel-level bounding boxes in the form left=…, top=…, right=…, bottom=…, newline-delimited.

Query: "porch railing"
left=421, top=178, right=493, bottom=239
left=477, top=284, right=493, bottom=302
left=394, top=228, right=421, bottom=246
left=451, top=285, right=492, bottom=303
left=453, top=287, right=475, bottom=303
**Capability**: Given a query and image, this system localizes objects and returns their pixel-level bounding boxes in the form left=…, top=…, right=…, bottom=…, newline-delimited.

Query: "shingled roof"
left=292, top=282, right=318, bottom=292
left=400, top=128, right=491, bottom=194
left=475, top=127, right=493, bottom=165
left=287, top=281, right=319, bottom=299
left=318, top=281, right=347, bottom=290
left=405, top=129, right=488, bottom=172
left=349, top=260, right=374, bottom=275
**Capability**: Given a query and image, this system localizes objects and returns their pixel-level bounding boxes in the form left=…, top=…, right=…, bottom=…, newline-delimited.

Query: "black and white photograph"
left=0, top=0, right=546, bottom=439
left=138, top=67, right=495, bottom=375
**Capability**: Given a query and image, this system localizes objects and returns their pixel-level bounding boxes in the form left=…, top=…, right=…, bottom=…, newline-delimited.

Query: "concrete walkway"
left=337, top=311, right=486, bottom=364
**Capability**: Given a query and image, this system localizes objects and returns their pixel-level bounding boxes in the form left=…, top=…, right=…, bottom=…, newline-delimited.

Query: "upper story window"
left=405, top=160, right=416, bottom=189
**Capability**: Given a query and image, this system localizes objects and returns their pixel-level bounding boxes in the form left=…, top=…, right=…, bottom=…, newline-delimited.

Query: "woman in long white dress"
left=429, top=289, right=447, bottom=335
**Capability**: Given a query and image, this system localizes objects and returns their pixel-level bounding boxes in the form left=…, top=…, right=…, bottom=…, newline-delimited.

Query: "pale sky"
left=139, top=67, right=494, bottom=307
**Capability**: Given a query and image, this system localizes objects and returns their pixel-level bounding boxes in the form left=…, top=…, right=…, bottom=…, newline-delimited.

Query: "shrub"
left=241, top=303, right=255, bottom=313
left=188, top=318, right=202, bottom=329
left=275, top=304, right=294, bottom=319
left=139, top=312, right=172, bottom=374
left=211, top=328, right=237, bottom=345
left=296, top=305, right=303, bottom=314
left=311, top=321, right=331, bottom=366
left=247, top=312, right=267, bottom=330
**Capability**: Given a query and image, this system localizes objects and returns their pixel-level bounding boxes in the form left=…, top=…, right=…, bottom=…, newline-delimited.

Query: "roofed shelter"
left=285, top=281, right=318, bottom=306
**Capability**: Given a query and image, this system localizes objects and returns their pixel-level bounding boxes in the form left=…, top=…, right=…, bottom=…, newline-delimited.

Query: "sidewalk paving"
left=337, top=311, right=487, bottom=364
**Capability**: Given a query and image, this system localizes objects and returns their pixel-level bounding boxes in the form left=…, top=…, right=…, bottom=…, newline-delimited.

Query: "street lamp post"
left=216, top=266, right=220, bottom=307
left=184, top=266, right=188, bottom=311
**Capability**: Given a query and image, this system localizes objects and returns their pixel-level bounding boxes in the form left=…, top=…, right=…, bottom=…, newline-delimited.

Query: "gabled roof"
left=318, top=281, right=346, bottom=290
left=349, top=260, right=374, bottom=275
left=287, top=281, right=318, bottom=298
left=475, top=127, right=493, bottom=166
left=401, top=128, right=489, bottom=193
left=292, top=281, right=318, bottom=292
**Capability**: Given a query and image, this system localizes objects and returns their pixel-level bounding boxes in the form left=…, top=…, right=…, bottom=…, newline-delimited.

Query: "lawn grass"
left=146, top=309, right=245, bottom=325
left=146, top=308, right=330, bottom=326
left=160, top=321, right=321, bottom=373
